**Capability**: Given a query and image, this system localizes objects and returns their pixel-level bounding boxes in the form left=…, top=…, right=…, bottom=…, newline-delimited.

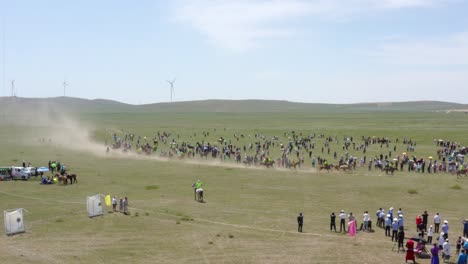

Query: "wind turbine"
left=62, top=79, right=69, bottom=97
left=10, top=79, right=15, bottom=97
left=166, top=78, right=176, bottom=103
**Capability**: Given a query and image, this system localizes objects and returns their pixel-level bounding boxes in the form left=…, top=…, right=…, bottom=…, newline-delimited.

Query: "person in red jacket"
left=406, top=239, right=416, bottom=264
left=416, top=215, right=423, bottom=232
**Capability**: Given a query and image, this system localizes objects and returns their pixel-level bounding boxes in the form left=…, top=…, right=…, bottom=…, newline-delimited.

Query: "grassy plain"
left=0, top=100, right=467, bottom=264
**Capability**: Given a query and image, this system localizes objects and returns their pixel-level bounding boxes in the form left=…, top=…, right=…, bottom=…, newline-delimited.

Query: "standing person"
left=330, top=212, right=336, bottom=232
left=398, top=214, right=405, bottom=230
left=431, top=243, right=439, bottom=264
left=463, top=219, right=468, bottom=238
left=398, top=228, right=406, bottom=252
left=428, top=225, right=434, bottom=244
left=442, top=220, right=449, bottom=239
left=434, top=213, right=441, bottom=233
left=388, top=207, right=394, bottom=221
left=458, top=237, right=463, bottom=255
left=392, top=218, right=399, bottom=242
left=439, top=233, right=445, bottom=250
left=111, top=196, right=117, bottom=212
left=119, top=197, right=123, bottom=213
left=348, top=213, right=357, bottom=237
left=416, top=215, right=423, bottom=232
left=379, top=209, right=386, bottom=228
left=443, top=239, right=451, bottom=259
left=123, top=197, right=129, bottom=215
left=349, top=212, right=356, bottom=230
left=422, top=210, right=429, bottom=231
left=363, top=211, right=370, bottom=231
left=297, top=213, right=303, bottom=232
left=339, top=210, right=346, bottom=233
left=459, top=249, right=468, bottom=264
left=376, top=208, right=382, bottom=228
left=385, top=214, right=392, bottom=237
left=22, top=160, right=26, bottom=168
left=405, top=239, right=416, bottom=264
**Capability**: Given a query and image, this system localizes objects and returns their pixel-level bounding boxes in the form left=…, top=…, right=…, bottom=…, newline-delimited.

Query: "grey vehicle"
left=10, top=167, right=31, bottom=180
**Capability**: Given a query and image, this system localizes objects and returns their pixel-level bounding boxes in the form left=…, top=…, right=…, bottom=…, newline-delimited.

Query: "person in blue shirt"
left=398, top=214, right=405, bottom=229
left=458, top=249, right=467, bottom=264
left=385, top=214, right=392, bottom=237
left=392, top=218, right=399, bottom=241
left=442, top=220, right=449, bottom=239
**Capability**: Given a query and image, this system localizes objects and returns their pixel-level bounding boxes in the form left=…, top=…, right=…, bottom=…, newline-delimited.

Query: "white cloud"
left=173, top=0, right=322, bottom=51
left=173, top=0, right=447, bottom=51
left=372, top=32, right=468, bottom=66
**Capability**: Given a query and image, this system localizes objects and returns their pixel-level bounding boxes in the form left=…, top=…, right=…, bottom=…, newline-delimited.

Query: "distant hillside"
left=140, top=100, right=467, bottom=113
left=0, top=97, right=466, bottom=114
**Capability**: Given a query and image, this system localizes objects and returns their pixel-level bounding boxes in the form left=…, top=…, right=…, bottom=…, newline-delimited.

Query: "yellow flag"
left=105, top=195, right=111, bottom=207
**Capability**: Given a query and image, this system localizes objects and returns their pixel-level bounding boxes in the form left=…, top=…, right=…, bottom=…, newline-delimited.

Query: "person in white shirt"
left=111, top=196, right=117, bottom=212
left=434, top=212, right=441, bottom=233
left=439, top=232, right=446, bottom=250
left=339, top=210, right=346, bottom=233
left=427, top=225, right=434, bottom=244
left=363, top=211, right=370, bottom=231
left=443, top=239, right=451, bottom=259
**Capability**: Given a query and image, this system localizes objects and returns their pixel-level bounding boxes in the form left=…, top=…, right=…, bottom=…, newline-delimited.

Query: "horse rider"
left=192, top=180, right=203, bottom=200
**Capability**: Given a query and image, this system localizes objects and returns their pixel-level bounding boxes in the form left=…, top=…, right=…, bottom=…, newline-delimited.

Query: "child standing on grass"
left=119, top=197, right=123, bottom=213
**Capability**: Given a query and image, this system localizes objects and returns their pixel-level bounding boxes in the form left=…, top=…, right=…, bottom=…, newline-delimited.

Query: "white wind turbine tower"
left=166, top=78, right=176, bottom=103
left=62, top=79, right=69, bottom=97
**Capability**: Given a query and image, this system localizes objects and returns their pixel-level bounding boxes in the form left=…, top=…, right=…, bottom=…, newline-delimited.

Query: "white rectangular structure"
left=4, top=208, right=25, bottom=235
left=86, top=195, right=103, bottom=218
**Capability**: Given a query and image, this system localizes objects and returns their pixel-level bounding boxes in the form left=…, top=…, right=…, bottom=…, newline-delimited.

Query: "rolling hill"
left=0, top=96, right=466, bottom=114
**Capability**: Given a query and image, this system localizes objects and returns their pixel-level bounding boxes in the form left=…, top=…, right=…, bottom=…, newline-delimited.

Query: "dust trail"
left=14, top=105, right=321, bottom=173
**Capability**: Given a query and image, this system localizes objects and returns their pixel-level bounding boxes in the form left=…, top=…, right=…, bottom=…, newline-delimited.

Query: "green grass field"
left=0, top=98, right=467, bottom=264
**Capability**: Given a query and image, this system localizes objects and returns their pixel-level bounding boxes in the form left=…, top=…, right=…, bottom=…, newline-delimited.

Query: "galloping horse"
left=456, top=169, right=467, bottom=178
left=384, top=167, right=395, bottom=175
left=290, top=160, right=300, bottom=169
left=261, top=160, right=275, bottom=168
left=339, top=165, right=351, bottom=172
left=196, top=188, right=204, bottom=202
left=319, top=164, right=333, bottom=172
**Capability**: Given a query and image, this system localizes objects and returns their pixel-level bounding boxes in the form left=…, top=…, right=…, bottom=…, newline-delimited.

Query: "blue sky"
left=1, top=0, right=467, bottom=104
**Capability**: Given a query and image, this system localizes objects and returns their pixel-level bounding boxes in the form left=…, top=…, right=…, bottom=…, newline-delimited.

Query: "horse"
left=456, top=169, right=467, bottom=178
left=196, top=188, right=204, bottom=202
left=339, top=165, right=351, bottom=172
left=384, top=167, right=395, bottom=175
left=55, top=174, right=68, bottom=185
left=319, top=164, right=332, bottom=172
left=290, top=160, right=300, bottom=169
left=261, top=160, right=275, bottom=168
left=67, top=174, right=77, bottom=184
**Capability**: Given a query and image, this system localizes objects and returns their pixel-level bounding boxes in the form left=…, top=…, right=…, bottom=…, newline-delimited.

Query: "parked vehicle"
left=10, top=167, right=31, bottom=180
left=23, top=167, right=37, bottom=176
left=0, top=167, right=11, bottom=180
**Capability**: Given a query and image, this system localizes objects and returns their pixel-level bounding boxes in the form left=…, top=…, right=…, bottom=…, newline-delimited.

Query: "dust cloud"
left=9, top=102, right=317, bottom=173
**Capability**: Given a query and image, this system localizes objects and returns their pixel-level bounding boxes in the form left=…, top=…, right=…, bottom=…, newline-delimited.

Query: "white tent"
left=86, top=194, right=103, bottom=218
left=4, top=208, right=25, bottom=235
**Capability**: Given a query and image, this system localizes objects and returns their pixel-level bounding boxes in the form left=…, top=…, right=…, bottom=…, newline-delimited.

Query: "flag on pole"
left=105, top=195, right=111, bottom=207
